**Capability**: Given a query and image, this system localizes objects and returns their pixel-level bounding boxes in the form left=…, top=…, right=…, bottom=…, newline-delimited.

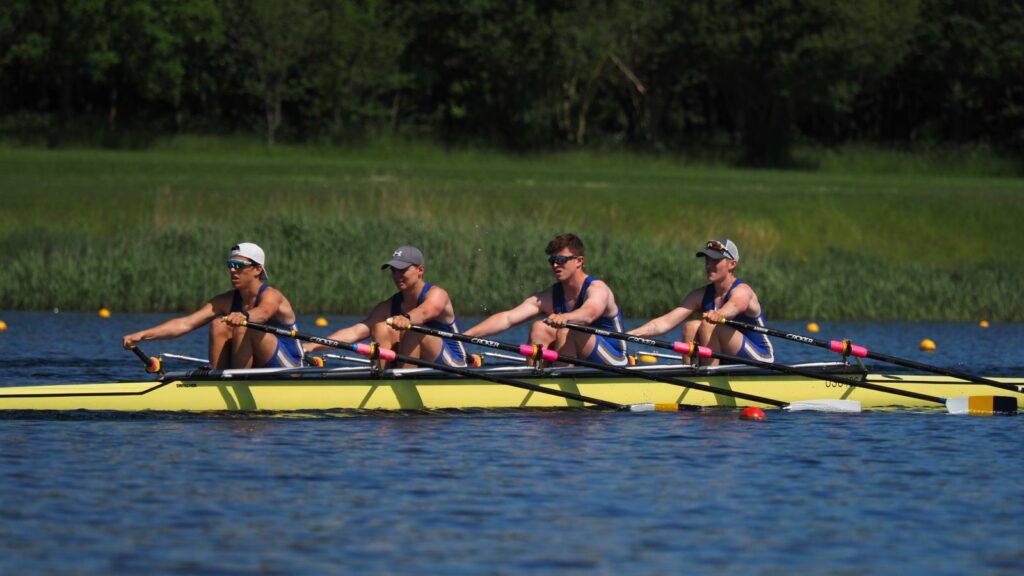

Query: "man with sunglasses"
left=122, top=242, right=304, bottom=369
left=628, top=239, right=774, bottom=365
left=464, top=233, right=628, bottom=366
left=303, top=245, right=468, bottom=368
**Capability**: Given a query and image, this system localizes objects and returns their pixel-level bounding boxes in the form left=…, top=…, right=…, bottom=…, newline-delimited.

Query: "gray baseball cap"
left=381, top=245, right=424, bottom=270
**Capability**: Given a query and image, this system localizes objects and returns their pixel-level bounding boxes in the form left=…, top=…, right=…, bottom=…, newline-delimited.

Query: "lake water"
left=0, top=312, right=1022, bottom=574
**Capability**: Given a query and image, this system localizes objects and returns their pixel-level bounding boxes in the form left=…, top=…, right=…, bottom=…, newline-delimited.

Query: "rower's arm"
left=628, top=288, right=701, bottom=337
left=122, top=300, right=219, bottom=348
left=706, top=284, right=753, bottom=321
left=464, top=294, right=544, bottom=337
left=244, top=287, right=283, bottom=324
left=404, top=285, right=448, bottom=326
left=554, top=281, right=610, bottom=325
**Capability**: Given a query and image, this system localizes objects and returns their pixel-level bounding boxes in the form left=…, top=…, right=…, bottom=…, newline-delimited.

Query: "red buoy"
left=740, top=407, right=766, bottom=421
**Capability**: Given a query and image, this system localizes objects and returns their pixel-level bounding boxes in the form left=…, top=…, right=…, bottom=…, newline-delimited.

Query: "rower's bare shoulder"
left=532, top=287, right=554, bottom=310
left=208, top=291, right=235, bottom=313
left=680, top=286, right=705, bottom=307
left=425, top=284, right=451, bottom=301
left=734, top=283, right=756, bottom=298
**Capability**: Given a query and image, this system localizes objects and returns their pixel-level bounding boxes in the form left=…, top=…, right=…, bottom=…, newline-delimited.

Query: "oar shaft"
left=722, top=319, right=1021, bottom=393
left=241, top=320, right=626, bottom=410
left=405, top=324, right=790, bottom=408
left=563, top=322, right=950, bottom=405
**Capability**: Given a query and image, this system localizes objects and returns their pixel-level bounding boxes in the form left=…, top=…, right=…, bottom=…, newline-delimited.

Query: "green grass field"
left=1, top=137, right=1021, bottom=320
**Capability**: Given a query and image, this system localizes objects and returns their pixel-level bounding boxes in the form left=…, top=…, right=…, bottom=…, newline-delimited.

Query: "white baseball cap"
left=229, top=242, right=268, bottom=280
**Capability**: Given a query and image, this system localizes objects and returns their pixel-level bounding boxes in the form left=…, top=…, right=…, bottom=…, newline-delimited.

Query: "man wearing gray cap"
left=122, top=242, right=304, bottom=369
left=305, top=245, right=467, bottom=367
left=628, top=239, right=774, bottom=366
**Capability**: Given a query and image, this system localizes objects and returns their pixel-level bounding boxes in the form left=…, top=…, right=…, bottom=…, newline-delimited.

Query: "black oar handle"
left=561, top=322, right=950, bottom=405
left=127, top=344, right=162, bottom=374
left=720, top=319, right=1021, bottom=393
left=400, top=322, right=791, bottom=408
left=242, top=320, right=627, bottom=410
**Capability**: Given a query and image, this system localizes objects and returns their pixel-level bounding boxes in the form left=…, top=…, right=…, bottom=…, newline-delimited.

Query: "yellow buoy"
left=979, top=320, right=990, bottom=328
left=919, top=338, right=936, bottom=352
left=806, top=322, right=820, bottom=333
left=315, top=317, right=329, bottom=327
left=98, top=308, right=111, bottom=318
left=638, top=354, right=658, bottom=364
left=0, top=320, right=7, bottom=332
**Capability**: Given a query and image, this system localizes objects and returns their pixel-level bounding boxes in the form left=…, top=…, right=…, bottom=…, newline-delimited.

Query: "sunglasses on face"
left=548, top=255, right=580, bottom=266
left=227, top=259, right=258, bottom=270
left=704, top=240, right=735, bottom=260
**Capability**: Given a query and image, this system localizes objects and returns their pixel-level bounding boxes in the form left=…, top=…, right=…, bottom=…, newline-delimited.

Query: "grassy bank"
left=1, top=138, right=1022, bottom=320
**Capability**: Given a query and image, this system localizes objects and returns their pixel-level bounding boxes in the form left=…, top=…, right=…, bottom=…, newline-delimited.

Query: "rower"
left=122, top=242, right=303, bottom=369
left=628, top=239, right=774, bottom=366
left=303, top=245, right=468, bottom=368
left=463, top=233, right=628, bottom=367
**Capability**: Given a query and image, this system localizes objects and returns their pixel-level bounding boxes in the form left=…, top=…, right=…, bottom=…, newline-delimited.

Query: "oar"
left=397, top=321, right=860, bottom=413
left=720, top=319, right=1024, bottom=396
left=126, top=344, right=162, bottom=374
left=240, top=320, right=688, bottom=412
left=481, top=351, right=530, bottom=364
left=636, top=350, right=684, bottom=363
left=562, top=321, right=1017, bottom=416
left=160, top=352, right=210, bottom=365
left=322, top=353, right=371, bottom=365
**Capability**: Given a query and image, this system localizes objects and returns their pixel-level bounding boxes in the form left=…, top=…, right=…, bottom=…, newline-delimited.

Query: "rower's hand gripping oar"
left=397, top=321, right=860, bottom=413
left=719, top=318, right=1024, bottom=399
left=240, top=319, right=684, bottom=412
left=126, top=344, right=162, bottom=374
left=561, top=321, right=1017, bottom=416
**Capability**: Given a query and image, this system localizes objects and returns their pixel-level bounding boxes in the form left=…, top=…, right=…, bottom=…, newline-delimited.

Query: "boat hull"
left=1, top=367, right=1020, bottom=412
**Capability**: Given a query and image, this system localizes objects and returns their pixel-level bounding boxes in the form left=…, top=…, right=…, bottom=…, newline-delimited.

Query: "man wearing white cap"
left=123, top=242, right=304, bottom=369
left=628, top=239, right=774, bottom=366
left=304, top=245, right=467, bottom=368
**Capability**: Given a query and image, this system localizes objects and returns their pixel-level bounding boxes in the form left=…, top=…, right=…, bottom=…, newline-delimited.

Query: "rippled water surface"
left=0, top=312, right=1022, bottom=574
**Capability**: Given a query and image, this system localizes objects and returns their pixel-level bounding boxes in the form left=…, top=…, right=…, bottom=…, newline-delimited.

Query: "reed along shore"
left=1, top=141, right=1021, bottom=321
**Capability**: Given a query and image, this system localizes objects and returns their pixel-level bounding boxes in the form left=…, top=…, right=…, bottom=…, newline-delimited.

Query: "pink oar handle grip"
left=829, top=340, right=868, bottom=357
left=672, top=341, right=713, bottom=358
left=355, top=343, right=397, bottom=361
left=518, top=344, right=559, bottom=362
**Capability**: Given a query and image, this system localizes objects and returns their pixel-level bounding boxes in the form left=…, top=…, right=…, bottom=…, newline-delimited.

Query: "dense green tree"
left=222, top=0, right=315, bottom=144
left=0, top=0, right=1022, bottom=160
left=881, top=0, right=1024, bottom=150
left=302, top=0, right=409, bottom=141
left=677, top=0, right=919, bottom=164
left=545, top=0, right=653, bottom=146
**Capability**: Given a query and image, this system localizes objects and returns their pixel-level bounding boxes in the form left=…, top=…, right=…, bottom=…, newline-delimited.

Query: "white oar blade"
left=946, top=397, right=969, bottom=415
left=626, top=403, right=697, bottom=413
left=945, top=396, right=1018, bottom=416
left=784, top=400, right=862, bottom=413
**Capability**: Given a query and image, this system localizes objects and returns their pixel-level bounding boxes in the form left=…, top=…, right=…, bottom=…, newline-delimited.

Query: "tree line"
left=2, top=0, right=1022, bottom=165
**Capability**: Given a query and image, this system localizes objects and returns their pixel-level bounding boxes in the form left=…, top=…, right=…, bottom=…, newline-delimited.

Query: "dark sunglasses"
left=548, top=255, right=580, bottom=266
left=226, top=259, right=258, bottom=270
left=704, top=240, right=735, bottom=260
